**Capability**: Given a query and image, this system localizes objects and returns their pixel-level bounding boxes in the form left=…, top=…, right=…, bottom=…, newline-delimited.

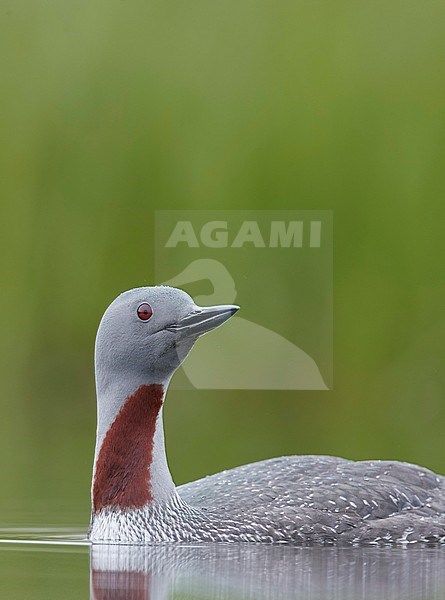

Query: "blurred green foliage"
left=1, top=0, right=445, bottom=533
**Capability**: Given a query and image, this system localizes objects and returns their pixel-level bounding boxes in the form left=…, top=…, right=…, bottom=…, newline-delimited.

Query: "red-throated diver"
left=88, top=286, right=445, bottom=545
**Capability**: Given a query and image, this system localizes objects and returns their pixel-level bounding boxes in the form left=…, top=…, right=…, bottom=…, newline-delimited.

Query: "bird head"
left=95, top=286, right=239, bottom=390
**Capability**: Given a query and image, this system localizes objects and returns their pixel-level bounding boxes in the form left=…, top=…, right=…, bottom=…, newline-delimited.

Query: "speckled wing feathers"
left=178, top=456, right=445, bottom=544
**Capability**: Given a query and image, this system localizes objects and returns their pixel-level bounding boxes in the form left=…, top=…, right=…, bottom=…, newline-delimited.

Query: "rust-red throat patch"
left=93, top=384, right=164, bottom=512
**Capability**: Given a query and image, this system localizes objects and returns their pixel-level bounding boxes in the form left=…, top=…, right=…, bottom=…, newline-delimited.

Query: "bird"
left=163, top=259, right=328, bottom=389
left=88, top=286, right=445, bottom=545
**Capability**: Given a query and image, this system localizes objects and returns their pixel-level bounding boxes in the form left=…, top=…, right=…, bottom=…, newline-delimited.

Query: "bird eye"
left=137, top=303, right=153, bottom=321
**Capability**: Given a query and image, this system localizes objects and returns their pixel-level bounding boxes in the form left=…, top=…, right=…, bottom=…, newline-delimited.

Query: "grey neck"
left=92, top=372, right=177, bottom=506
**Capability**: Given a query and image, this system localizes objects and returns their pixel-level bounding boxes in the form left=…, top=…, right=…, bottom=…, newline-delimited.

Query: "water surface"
left=1, top=528, right=445, bottom=599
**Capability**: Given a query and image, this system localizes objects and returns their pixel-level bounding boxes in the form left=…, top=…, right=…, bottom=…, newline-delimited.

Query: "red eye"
left=137, top=303, right=153, bottom=321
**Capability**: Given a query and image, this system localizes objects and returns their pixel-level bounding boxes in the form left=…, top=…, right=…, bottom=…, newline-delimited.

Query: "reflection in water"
left=91, top=542, right=445, bottom=600
left=1, top=530, right=444, bottom=599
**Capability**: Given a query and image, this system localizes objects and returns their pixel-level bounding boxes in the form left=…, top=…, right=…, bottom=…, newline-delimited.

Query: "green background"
left=1, top=0, right=445, bottom=569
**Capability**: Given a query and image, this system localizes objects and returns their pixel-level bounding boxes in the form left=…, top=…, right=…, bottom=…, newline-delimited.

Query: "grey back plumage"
left=178, top=456, right=445, bottom=544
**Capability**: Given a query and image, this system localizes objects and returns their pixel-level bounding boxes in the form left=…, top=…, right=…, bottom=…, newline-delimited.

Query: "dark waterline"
left=1, top=528, right=445, bottom=599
